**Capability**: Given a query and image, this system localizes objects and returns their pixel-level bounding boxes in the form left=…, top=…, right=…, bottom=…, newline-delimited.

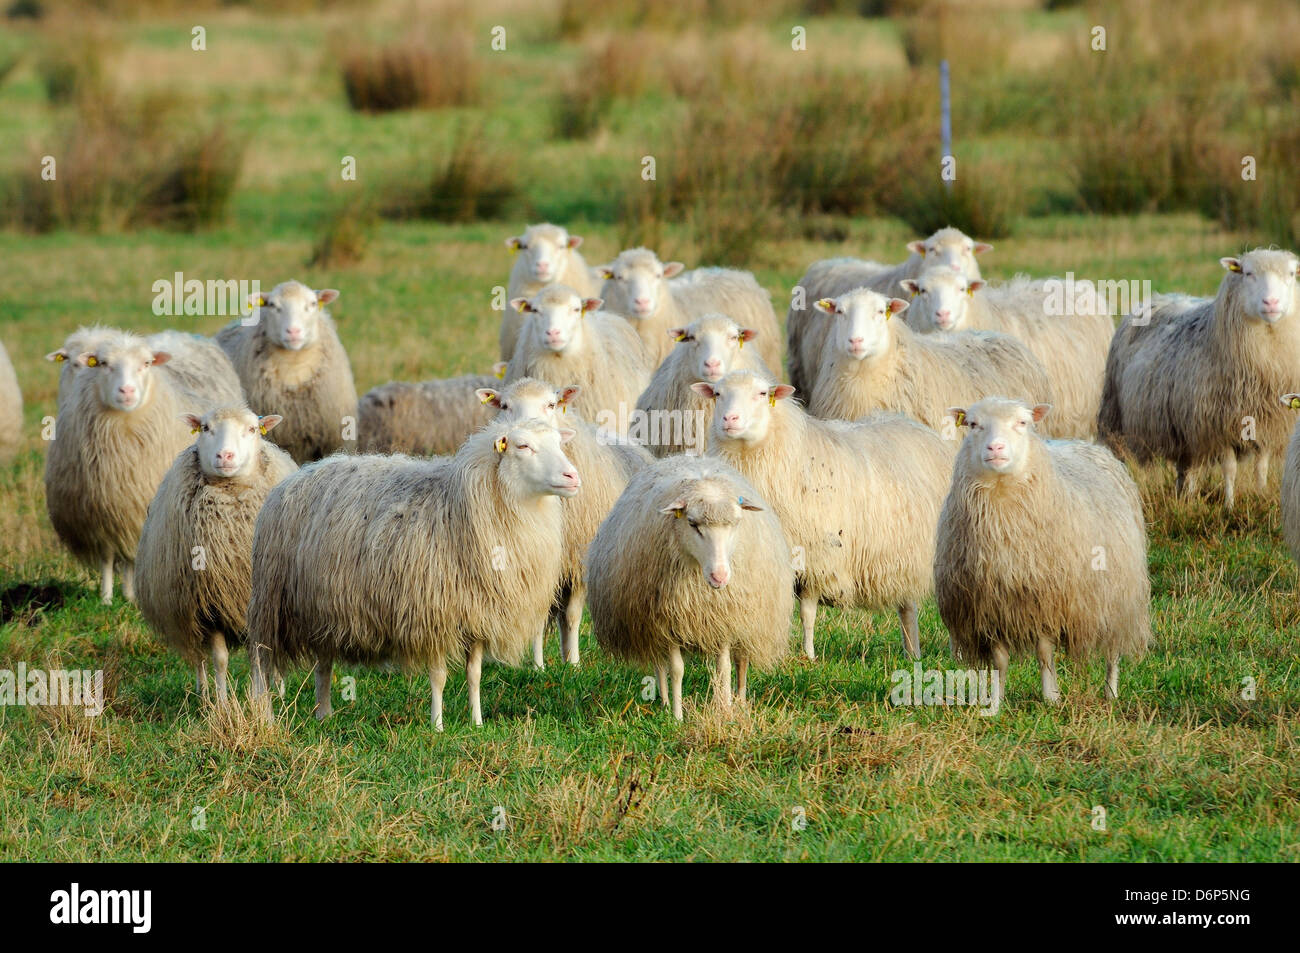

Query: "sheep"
left=134, top=407, right=297, bottom=703
left=44, top=331, right=244, bottom=604
left=501, top=223, right=600, bottom=361
left=1280, top=394, right=1300, bottom=565
left=46, top=326, right=131, bottom=411
left=357, top=374, right=499, bottom=455
left=246, top=418, right=581, bottom=729
left=504, top=284, right=653, bottom=436
left=633, top=313, right=774, bottom=457
left=478, top=378, right=651, bottom=666
left=215, top=280, right=357, bottom=464
left=898, top=270, right=1114, bottom=439
left=587, top=456, right=792, bottom=720
left=698, top=369, right=952, bottom=660
left=1098, top=249, right=1300, bottom=509
left=934, top=397, right=1151, bottom=708
left=0, top=340, right=21, bottom=466
left=806, top=287, right=1056, bottom=436
left=598, top=247, right=782, bottom=370
left=786, top=227, right=992, bottom=398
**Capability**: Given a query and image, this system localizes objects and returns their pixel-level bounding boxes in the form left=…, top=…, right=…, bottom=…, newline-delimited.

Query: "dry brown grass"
left=340, top=32, right=480, bottom=112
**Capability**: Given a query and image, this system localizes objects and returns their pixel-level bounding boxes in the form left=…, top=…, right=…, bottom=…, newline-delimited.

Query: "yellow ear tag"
left=674, top=333, right=687, bottom=342
left=1229, top=262, right=1242, bottom=273
left=86, top=356, right=98, bottom=367
left=768, top=392, right=777, bottom=408
left=494, top=365, right=506, bottom=380
left=954, top=410, right=967, bottom=427
left=259, top=424, right=268, bottom=435
left=966, top=287, right=974, bottom=297
left=560, top=403, right=567, bottom=414
left=509, top=245, right=518, bottom=257
left=55, top=353, right=66, bottom=363
left=190, top=426, right=200, bottom=435
left=738, top=336, right=744, bottom=349
left=495, top=436, right=508, bottom=453
left=1291, top=398, right=1300, bottom=410
left=674, top=509, right=684, bottom=519
left=910, top=290, right=918, bottom=298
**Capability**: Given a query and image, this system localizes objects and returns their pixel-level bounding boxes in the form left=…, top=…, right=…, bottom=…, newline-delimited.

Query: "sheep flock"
left=9, top=225, right=1300, bottom=728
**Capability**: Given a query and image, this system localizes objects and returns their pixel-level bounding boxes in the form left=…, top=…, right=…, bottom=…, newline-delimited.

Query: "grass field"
left=0, top=0, right=1297, bottom=861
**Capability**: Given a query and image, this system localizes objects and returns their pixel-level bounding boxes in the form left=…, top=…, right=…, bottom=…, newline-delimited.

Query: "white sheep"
left=135, top=407, right=297, bottom=703
left=501, top=223, right=600, bottom=361
left=899, top=270, right=1113, bottom=439
left=216, top=280, right=357, bottom=464
left=698, top=370, right=952, bottom=660
left=806, top=288, right=1056, bottom=435
left=46, top=326, right=132, bottom=411
left=44, top=331, right=244, bottom=604
left=598, top=247, right=782, bottom=370
left=935, top=397, right=1151, bottom=708
left=357, top=374, right=499, bottom=456
left=504, top=284, right=652, bottom=436
left=0, top=340, right=22, bottom=466
left=787, top=227, right=992, bottom=398
left=587, top=456, right=793, bottom=720
left=1279, top=394, right=1300, bottom=567
left=246, top=418, right=581, bottom=729
left=1098, top=249, right=1300, bottom=509
left=634, top=313, right=773, bottom=457
left=478, top=378, right=651, bottom=666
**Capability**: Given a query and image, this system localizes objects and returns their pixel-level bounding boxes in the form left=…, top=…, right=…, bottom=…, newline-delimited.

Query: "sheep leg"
left=99, top=555, right=114, bottom=605
left=467, top=641, right=484, bottom=726
left=121, top=563, right=135, bottom=604
left=1175, top=464, right=1198, bottom=499
left=799, top=594, right=819, bottom=660
left=1036, top=636, right=1060, bottom=706
left=1221, top=449, right=1238, bottom=510
left=560, top=589, right=583, bottom=666
left=714, top=644, right=733, bottom=708
left=195, top=659, right=208, bottom=700
left=736, top=653, right=749, bottom=703
left=668, top=645, right=684, bottom=721
left=430, top=661, right=448, bottom=731
left=1105, top=656, right=1120, bottom=701
left=532, top=627, right=545, bottom=670
left=898, top=601, right=921, bottom=660
left=211, top=633, right=229, bottom=706
left=313, top=658, right=333, bottom=720
left=655, top=664, right=669, bottom=708
left=991, top=643, right=1009, bottom=714
left=1256, top=451, right=1271, bottom=491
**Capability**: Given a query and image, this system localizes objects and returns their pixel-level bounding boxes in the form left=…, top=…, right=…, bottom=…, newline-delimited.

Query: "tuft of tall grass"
left=382, top=125, right=521, bottom=224
left=340, top=34, right=480, bottom=113
left=886, top=162, right=1022, bottom=239
left=309, top=198, right=376, bottom=268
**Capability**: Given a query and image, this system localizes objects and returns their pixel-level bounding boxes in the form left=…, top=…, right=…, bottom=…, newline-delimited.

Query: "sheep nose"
left=703, top=358, right=721, bottom=371
left=950, top=264, right=961, bottom=272
left=634, top=297, right=650, bottom=308
left=722, top=412, right=739, bottom=425
left=936, top=309, right=951, bottom=320
left=987, top=440, right=1006, bottom=453
left=1263, top=297, right=1280, bottom=309
left=217, top=450, right=235, bottom=464
left=849, top=336, right=865, bottom=345
left=562, top=468, right=580, bottom=486
left=708, top=567, right=730, bottom=588
left=118, top=384, right=135, bottom=398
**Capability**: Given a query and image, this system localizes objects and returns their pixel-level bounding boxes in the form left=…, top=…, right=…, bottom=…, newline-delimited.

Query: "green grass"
left=1, top=0, right=1298, bottom=862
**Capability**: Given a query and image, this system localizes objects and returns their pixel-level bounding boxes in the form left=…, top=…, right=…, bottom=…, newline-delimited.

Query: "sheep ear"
left=973, top=242, right=993, bottom=254
left=813, top=298, right=837, bottom=314
left=658, top=500, right=687, bottom=517
left=1221, top=257, right=1242, bottom=273
left=510, top=297, right=531, bottom=313
left=476, top=388, right=502, bottom=408
left=967, top=279, right=985, bottom=294
left=663, top=262, right=685, bottom=279
left=1282, top=393, right=1300, bottom=409
left=316, top=289, right=340, bottom=306
left=907, top=240, right=927, bottom=255
left=258, top=414, right=284, bottom=433
left=668, top=327, right=688, bottom=341
left=739, top=328, right=758, bottom=344
left=567, top=235, right=583, bottom=249
left=492, top=361, right=508, bottom=380
left=581, top=297, right=603, bottom=314
left=151, top=351, right=171, bottom=366
left=690, top=382, right=716, bottom=399
left=737, top=496, right=763, bottom=512
left=899, top=279, right=920, bottom=297
left=1031, top=403, right=1051, bottom=424
left=505, top=236, right=522, bottom=252
left=557, top=427, right=576, bottom=444
left=45, top=348, right=68, bottom=363
left=181, top=413, right=202, bottom=433
left=772, top=384, right=796, bottom=402
left=887, top=298, right=910, bottom=316
left=948, top=407, right=967, bottom=427
left=558, top=385, right=581, bottom=405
